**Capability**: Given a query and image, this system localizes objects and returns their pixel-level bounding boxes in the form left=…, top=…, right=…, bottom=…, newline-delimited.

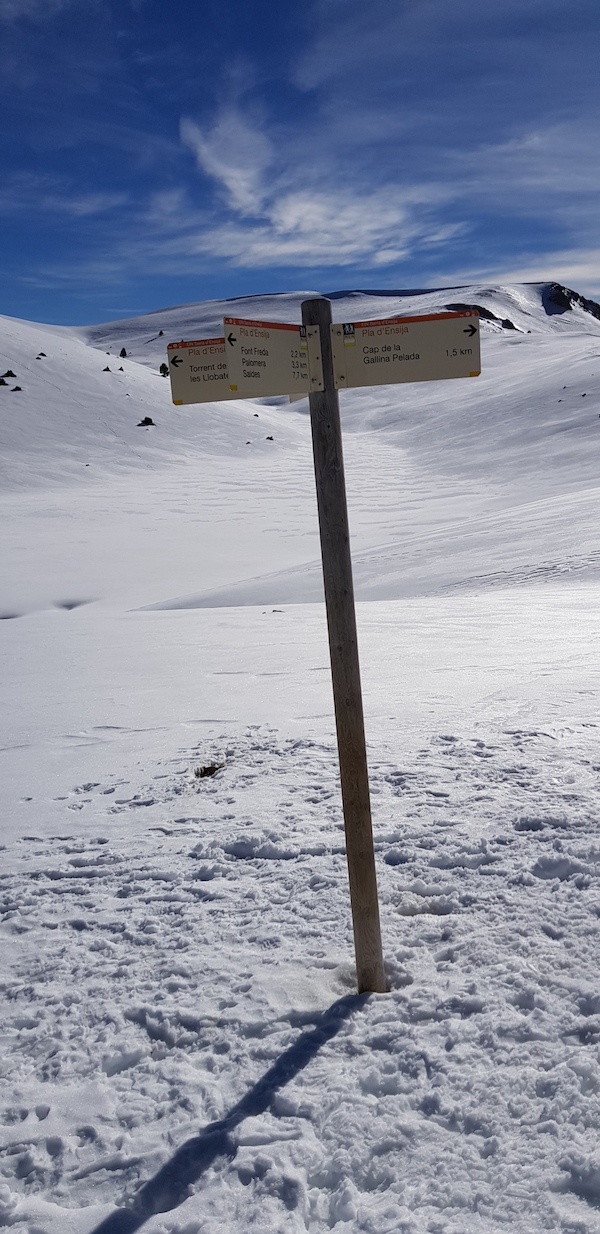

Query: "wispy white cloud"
left=0, top=0, right=81, bottom=21
left=187, top=187, right=463, bottom=269
left=13, top=96, right=600, bottom=302
left=0, top=172, right=127, bottom=217
left=49, top=191, right=129, bottom=217
left=456, top=250, right=600, bottom=300
left=286, top=0, right=600, bottom=268
left=19, top=258, right=127, bottom=289
left=176, top=105, right=461, bottom=270
left=453, top=122, right=600, bottom=209
left=0, top=0, right=140, bottom=19
left=181, top=110, right=273, bottom=215
left=144, top=187, right=189, bottom=226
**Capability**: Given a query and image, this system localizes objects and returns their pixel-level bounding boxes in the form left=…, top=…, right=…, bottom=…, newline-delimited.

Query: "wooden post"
left=302, top=297, right=385, bottom=994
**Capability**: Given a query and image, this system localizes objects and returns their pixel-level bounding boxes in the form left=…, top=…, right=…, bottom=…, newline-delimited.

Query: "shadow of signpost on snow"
left=89, top=993, right=364, bottom=1234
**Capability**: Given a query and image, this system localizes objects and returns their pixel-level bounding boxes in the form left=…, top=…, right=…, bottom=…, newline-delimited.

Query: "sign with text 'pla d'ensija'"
left=224, top=317, right=324, bottom=398
left=167, top=338, right=235, bottom=405
left=331, top=310, right=480, bottom=390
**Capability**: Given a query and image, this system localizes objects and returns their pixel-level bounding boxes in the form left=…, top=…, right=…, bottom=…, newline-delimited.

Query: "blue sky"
left=1, top=0, right=599, bottom=324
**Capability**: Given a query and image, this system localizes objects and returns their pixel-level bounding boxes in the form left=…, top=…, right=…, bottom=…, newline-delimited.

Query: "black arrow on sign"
left=227, top=333, right=237, bottom=346
left=463, top=324, right=477, bottom=337
left=170, top=355, right=182, bottom=367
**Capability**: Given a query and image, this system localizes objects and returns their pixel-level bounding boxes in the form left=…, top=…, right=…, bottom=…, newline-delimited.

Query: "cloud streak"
left=181, top=111, right=273, bottom=215
left=184, top=188, right=462, bottom=269
left=177, top=105, right=462, bottom=270
left=459, top=249, right=600, bottom=300
left=0, top=173, right=128, bottom=218
left=0, top=0, right=82, bottom=21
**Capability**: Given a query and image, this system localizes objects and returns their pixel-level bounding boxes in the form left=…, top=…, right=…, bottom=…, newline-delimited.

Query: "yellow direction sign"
left=331, top=309, right=480, bottom=390
left=224, top=317, right=324, bottom=397
left=167, top=337, right=234, bottom=405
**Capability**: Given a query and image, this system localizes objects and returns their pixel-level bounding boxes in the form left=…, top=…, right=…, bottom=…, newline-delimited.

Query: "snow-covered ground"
left=1, top=284, right=600, bottom=1234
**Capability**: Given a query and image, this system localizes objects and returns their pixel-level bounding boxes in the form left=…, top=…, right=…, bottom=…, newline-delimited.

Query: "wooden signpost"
left=303, top=298, right=386, bottom=993
left=166, top=303, right=480, bottom=993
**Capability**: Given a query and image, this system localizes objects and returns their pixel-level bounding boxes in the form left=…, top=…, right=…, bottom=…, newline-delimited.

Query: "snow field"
left=2, top=591, right=600, bottom=1233
left=1, top=283, right=600, bottom=1232
left=2, top=714, right=600, bottom=1233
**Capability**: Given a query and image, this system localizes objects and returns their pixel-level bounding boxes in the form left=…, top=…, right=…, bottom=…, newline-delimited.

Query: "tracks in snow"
left=1, top=725, right=600, bottom=1230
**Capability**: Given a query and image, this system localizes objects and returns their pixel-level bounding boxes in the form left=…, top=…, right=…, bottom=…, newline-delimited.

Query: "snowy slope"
left=1, top=284, right=600, bottom=1234
left=0, top=313, right=303, bottom=491
left=2, top=281, right=600, bottom=612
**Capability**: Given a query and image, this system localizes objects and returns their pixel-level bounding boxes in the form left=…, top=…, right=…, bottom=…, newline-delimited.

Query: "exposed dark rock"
left=2, top=370, right=16, bottom=378
left=541, top=282, right=600, bottom=320
left=120, top=347, right=127, bottom=358
left=445, top=303, right=517, bottom=331
left=446, top=302, right=498, bottom=321
left=11, top=386, right=22, bottom=391
left=542, top=284, right=572, bottom=314
left=0, top=378, right=8, bottom=386
left=103, top=366, right=111, bottom=372
left=137, top=416, right=155, bottom=426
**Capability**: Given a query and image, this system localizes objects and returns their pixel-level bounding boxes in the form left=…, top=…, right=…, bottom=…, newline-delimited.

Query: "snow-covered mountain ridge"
left=75, top=282, right=600, bottom=370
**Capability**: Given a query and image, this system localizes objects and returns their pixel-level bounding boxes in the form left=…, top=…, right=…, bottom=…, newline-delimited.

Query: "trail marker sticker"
left=331, top=310, right=480, bottom=389
left=167, top=338, right=234, bottom=405
left=224, top=317, right=324, bottom=397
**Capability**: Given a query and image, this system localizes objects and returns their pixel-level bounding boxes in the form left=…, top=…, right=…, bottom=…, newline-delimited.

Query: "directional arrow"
left=463, top=324, right=477, bottom=337
left=170, top=354, right=182, bottom=367
left=227, top=333, right=237, bottom=346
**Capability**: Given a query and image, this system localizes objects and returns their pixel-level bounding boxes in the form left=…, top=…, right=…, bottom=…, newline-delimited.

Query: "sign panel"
left=224, top=317, right=324, bottom=397
left=167, top=338, right=235, bottom=405
left=331, top=310, right=480, bottom=390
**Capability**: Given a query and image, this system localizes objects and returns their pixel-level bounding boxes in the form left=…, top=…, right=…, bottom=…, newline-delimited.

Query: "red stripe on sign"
left=167, top=338, right=225, bottom=349
left=347, top=310, right=479, bottom=329
left=224, top=317, right=301, bottom=331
